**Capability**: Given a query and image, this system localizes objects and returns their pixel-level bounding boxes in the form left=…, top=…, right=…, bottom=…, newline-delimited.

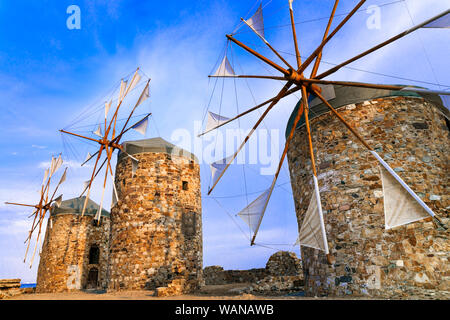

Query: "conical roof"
left=119, top=137, right=199, bottom=163
left=51, top=196, right=110, bottom=217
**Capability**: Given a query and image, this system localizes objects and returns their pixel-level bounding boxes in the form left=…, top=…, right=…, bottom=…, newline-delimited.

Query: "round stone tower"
left=108, top=137, right=203, bottom=295
left=36, top=196, right=110, bottom=293
left=286, top=85, right=449, bottom=298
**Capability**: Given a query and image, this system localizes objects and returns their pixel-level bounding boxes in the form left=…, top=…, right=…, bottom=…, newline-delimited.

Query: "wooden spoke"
left=115, top=80, right=151, bottom=140
left=81, top=145, right=105, bottom=216
left=59, top=129, right=101, bottom=144
left=207, top=81, right=294, bottom=195
left=241, top=18, right=295, bottom=70
left=316, top=9, right=450, bottom=79
left=250, top=99, right=306, bottom=246
left=112, top=113, right=152, bottom=145
left=311, top=87, right=374, bottom=150
left=208, top=75, right=286, bottom=80
left=310, top=0, right=339, bottom=78
left=288, top=0, right=302, bottom=69
left=297, top=0, right=366, bottom=75
left=198, top=86, right=301, bottom=137
left=227, top=34, right=290, bottom=76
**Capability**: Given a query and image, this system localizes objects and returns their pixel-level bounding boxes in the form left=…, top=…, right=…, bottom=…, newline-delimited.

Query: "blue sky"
left=0, top=0, right=448, bottom=283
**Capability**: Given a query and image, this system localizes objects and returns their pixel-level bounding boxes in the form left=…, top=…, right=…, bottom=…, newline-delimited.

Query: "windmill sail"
left=125, top=70, right=142, bottom=96
left=379, top=166, right=431, bottom=229
left=42, top=169, right=49, bottom=186
left=131, top=158, right=139, bottom=177
left=131, top=116, right=149, bottom=136
left=298, top=184, right=328, bottom=252
left=50, top=154, right=63, bottom=176
left=211, top=56, right=236, bottom=77
left=118, top=79, right=128, bottom=102
left=244, top=4, right=265, bottom=39
left=210, top=155, right=234, bottom=188
left=136, top=84, right=150, bottom=107
left=422, top=12, right=449, bottom=28
left=237, top=189, right=270, bottom=233
left=93, top=125, right=102, bottom=138
left=206, top=112, right=230, bottom=132
left=105, top=100, right=112, bottom=119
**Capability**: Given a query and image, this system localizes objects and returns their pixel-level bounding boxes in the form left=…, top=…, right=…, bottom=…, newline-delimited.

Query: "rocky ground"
left=4, top=284, right=448, bottom=300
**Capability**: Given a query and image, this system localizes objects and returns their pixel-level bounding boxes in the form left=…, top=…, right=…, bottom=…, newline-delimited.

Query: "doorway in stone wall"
left=86, top=267, right=99, bottom=289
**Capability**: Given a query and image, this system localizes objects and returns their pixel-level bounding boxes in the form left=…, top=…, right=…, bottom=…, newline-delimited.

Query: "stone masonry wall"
left=36, top=214, right=110, bottom=293
left=203, top=266, right=267, bottom=285
left=108, top=152, right=203, bottom=293
left=286, top=96, right=449, bottom=298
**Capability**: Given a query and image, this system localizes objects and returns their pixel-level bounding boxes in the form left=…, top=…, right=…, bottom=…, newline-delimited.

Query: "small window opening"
left=89, top=245, right=100, bottom=264
left=182, top=181, right=188, bottom=191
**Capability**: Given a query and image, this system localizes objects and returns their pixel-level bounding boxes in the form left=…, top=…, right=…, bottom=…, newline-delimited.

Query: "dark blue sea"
left=20, top=283, right=36, bottom=288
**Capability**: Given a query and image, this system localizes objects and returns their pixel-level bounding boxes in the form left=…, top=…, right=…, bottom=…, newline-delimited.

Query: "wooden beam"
left=297, top=0, right=366, bottom=75
left=241, top=18, right=295, bottom=70
left=310, top=0, right=339, bottom=78
left=288, top=0, right=302, bottom=69
left=227, top=34, right=290, bottom=76
left=316, top=9, right=450, bottom=79
left=198, top=86, right=301, bottom=137
left=207, top=81, right=294, bottom=195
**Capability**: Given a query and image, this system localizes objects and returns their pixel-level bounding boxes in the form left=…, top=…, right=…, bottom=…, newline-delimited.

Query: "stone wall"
left=36, top=213, right=110, bottom=293
left=203, top=266, right=267, bottom=285
left=203, top=251, right=303, bottom=286
left=108, top=151, right=203, bottom=293
left=286, top=96, right=449, bottom=298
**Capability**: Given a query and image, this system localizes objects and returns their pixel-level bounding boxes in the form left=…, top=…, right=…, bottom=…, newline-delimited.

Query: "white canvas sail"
left=105, top=100, right=112, bottom=119
left=50, top=154, right=63, bottom=176
left=379, top=166, right=431, bottom=229
left=131, top=116, right=148, bottom=136
left=310, top=84, right=336, bottom=107
left=119, top=79, right=128, bottom=102
left=125, top=71, right=142, bottom=96
left=244, top=4, right=265, bottom=39
left=422, top=12, right=450, bottom=28
left=210, top=155, right=234, bottom=188
left=289, top=0, right=294, bottom=11
left=370, top=150, right=436, bottom=226
left=440, top=95, right=450, bottom=110
left=206, top=111, right=230, bottom=132
left=237, top=189, right=271, bottom=233
left=136, top=84, right=150, bottom=107
left=83, top=180, right=91, bottom=191
left=298, top=176, right=329, bottom=253
left=298, top=188, right=327, bottom=251
left=93, top=125, right=102, bottom=138
left=211, top=56, right=236, bottom=77
left=59, top=169, right=67, bottom=185
left=131, top=158, right=139, bottom=177
left=42, top=169, right=49, bottom=186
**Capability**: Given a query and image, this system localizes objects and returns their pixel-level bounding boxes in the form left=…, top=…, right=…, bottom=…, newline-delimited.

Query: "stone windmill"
left=201, top=0, right=449, bottom=297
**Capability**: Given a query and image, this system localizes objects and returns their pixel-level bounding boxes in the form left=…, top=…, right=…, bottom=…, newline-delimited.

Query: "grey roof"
left=51, top=196, right=110, bottom=217
left=285, top=85, right=449, bottom=138
left=119, top=137, right=199, bottom=163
